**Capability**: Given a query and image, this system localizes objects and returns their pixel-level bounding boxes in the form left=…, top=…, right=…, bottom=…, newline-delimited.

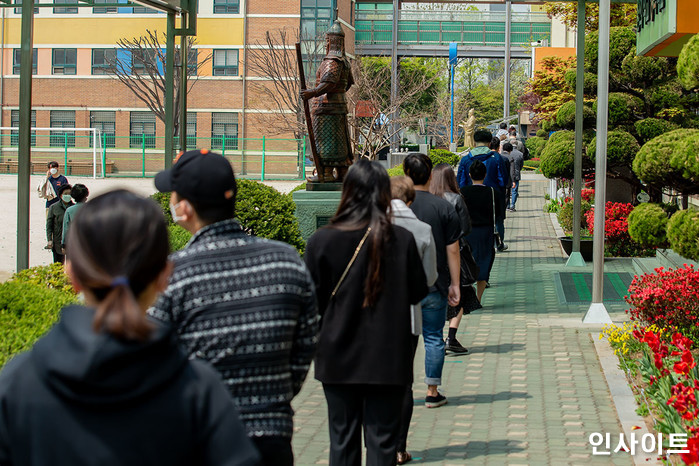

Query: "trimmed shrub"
left=678, top=33, right=699, bottom=90
left=634, top=118, right=677, bottom=144
left=540, top=130, right=576, bottom=179
left=539, top=119, right=558, bottom=133
left=557, top=199, right=591, bottom=233
left=627, top=203, right=669, bottom=248
left=633, top=129, right=699, bottom=195
left=168, top=224, right=192, bottom=252
left=11, top=263, right=74, bottom=294
left=667, top=209, right=699, bottom=261
left=563, top=69, right=598, bottom=95
left=586, top=202, right=655, bottom=257
left=525, top=136, right=547, bottom=160
left=535, top=129, right=548, bottom=139
left=556, top=101, right=595, bottom=130
left=151, top=191, right=173, bottom=224
left=586, top=130, right=640, bottom=167
left=429, top=149, right=460, bottom=167
left=0, top=281, right=77, bottom=367
left=387, top=165, right=405, bottom=177
left=585, top=27, right=636, bottom=72
left=592, top=93, right=644, bottom=127
left=236, top=180, right=305, bottom=254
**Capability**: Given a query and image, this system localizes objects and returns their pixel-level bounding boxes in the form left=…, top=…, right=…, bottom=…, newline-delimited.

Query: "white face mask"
left=50, top=168, right=58, bottom=175
left=61, top=194, right=72, bottom=203
left=169, top=200, right=187, bottom=224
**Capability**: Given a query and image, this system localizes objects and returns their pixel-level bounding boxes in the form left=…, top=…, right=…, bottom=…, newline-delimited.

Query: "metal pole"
left=450, top=63, right=454, bottom=145
left=16, top=0, right=34, bottom=271
left=503, top=0, right=511, bottom=119
left=566, top=0, right=586, bottom=268
left=390, top=0, right=399, bottom=153
left=179, top=18, right=188, bottom=152
left=164, top=12, right=175, bottom=169
left=584, top=0, right=612, bottom=324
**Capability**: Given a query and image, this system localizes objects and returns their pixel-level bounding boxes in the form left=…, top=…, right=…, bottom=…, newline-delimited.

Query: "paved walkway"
left=292, top=173, right=634, bottom=465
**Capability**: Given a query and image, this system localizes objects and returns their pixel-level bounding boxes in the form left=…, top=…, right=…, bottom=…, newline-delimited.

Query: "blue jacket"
left=457, top=148, right=508, bottom=190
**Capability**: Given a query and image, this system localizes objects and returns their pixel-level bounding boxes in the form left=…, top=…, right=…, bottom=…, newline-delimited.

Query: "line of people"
left=0, top=148, right=512, bottom=466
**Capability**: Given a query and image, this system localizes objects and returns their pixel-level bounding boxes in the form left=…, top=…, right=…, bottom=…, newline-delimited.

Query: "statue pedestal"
left=293, top=188, right=343, bottom=241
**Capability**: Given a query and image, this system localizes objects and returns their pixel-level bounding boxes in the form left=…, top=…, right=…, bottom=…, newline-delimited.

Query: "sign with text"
left=637, top=0, right=699, bottom=57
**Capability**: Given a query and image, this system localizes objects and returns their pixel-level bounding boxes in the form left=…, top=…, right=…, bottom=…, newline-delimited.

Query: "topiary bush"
left=592, top=93, right=643, bottom=127
left=633, top=129, right=699, bottom=195
left=535, top=129, right=548, bottom=139
left=429, top=149, right=460, bottom=167
left=0, top=281, right=77, bottom=367
left=540, top=130, right=576, bottom=179
left=563, top=69, right=598, bottom=95
left=667, top=209, right=699, bottom=261
left=556, top=101, right=595, bottom=130
left=587, top=130, right=640, bottom=167
left=634, top=118, right=677, bottom=144
left=678, top=33, right=699, bottom=91
left=627, top=203, right=669, bottom=248
left=168, top=224, right=192, bottom=253
left=387, top=165, right=405, bottom=177
left=11, top=263, right=74, bottom=294
left=557, top=199, right=591, bottom=233
left=151, top=191, right=172, bottom=224
left=525, top=136, right=547, bottom=160
left=585, top=27, right=636, bottom=72
left=236, top=180, right=305, bottom=254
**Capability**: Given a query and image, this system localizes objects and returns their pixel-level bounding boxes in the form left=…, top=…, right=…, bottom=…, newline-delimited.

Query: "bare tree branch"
left=106, top=29, right=212, bottom=137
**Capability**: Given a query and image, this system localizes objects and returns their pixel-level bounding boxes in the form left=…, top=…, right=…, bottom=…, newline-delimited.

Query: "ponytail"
left=92, top=278, right=154, bottom=340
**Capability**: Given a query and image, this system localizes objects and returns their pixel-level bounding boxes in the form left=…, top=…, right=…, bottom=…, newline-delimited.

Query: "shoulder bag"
left=491, top=188, right=504, bottom=250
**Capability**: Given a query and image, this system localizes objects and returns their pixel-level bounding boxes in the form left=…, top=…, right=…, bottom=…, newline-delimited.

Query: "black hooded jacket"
left=0, top=305, right=260, bottom=466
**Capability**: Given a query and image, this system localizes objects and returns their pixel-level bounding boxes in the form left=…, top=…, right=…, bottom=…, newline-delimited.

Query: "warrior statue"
left=300, top=21, right=354, bottom=183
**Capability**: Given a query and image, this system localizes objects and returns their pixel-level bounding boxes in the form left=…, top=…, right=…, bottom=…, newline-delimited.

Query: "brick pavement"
left=292, top=173, right=634, bottom=465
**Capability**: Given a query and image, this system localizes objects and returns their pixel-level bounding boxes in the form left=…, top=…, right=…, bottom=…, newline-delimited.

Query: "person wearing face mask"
left=37, top=161, right=69, bottom=214
left=46, top=184, right=73, bottom=264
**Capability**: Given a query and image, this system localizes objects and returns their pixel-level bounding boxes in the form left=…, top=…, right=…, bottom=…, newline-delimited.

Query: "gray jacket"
left=502, top=149, right=524, bottom=182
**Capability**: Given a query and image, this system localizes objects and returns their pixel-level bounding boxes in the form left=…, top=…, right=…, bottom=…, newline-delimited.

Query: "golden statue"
left=460, top=108, right=476, bottom=150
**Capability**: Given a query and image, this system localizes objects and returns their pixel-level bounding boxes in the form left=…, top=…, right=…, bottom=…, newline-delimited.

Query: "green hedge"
left=627, top=203, right=669, bottom=248
left=556, top=101, right=595, bottom=130
left=634, top=118, right=677, bottom=144
left=0, top=280, right=77, bottom=367
left=525, top=136, right=547, bottom=160
left=429, top=149, right=460, bottom=167
left=633, top=128, right=699, bottom=194
left=387, top=165, right=405, bottom=177
left=535, top=129, right=548, bottom=139
left=592, top=93, right=643, bottom=127
left=667, top=209, right=699, bottom=261
left=11, top=263, right=74, bottom=294
left=168, top=224, right=192, bottom=252
left=587, top=130, right=640, bottom=167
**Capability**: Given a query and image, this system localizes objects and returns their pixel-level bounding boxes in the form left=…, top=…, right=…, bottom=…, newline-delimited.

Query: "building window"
left=212, top=50, right=239, bottom=76
left=13, top=49, right=37, bottom=75
left=132, top=5, right=157, bottom=13
left=130, top=112, right=156, bottom=148
left=93, top=0, right=117, bottom=14
left=50, top=110, right=76, bottom=148
left=54, top=0, right=78, bottom=14
left=90, top=111, right=116, bottom=148
left=10, top=110, right=36, bottom=146
left=301, top=0, right=334, bottom=39
left=132, top=49, right=158, bottom=75
left=213, top=0, right=239, bottom=14
left=52, top=49, right=77, bottom=75
left=211, top=113, right=238, bottom=150
left=92, top=49, right=115, bottom=75
left=176, top=48, right=199, bottom=76
left=14, top=0, right=38, bottom=15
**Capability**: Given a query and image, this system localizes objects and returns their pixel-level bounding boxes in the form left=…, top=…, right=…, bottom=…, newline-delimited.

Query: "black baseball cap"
left=154, top=149, right=236, bottom=204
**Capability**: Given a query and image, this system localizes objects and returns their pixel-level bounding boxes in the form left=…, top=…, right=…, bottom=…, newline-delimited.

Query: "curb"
left=593, top=334, right=661, bottom=465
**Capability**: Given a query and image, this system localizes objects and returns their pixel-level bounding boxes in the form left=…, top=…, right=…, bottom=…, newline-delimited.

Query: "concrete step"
left=656, top=248, right=698, bottom=270
left=631, top=256, right=662, bottom=277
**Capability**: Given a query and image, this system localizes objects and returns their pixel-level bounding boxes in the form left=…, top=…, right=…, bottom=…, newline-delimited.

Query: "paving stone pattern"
left=292, top=174, right=633, bottom=465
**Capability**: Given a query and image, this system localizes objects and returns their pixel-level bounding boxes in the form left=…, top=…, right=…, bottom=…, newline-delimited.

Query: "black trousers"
left=397, top=335, right=419, bottom=452
left=251, top=436, right=294, bottom=466
left=52, top=250, right=65, bottom=264
left=323, top=383, right=405, bottom=466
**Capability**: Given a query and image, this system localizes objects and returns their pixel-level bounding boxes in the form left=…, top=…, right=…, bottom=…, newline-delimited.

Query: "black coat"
left=304, top=225, right=428, bottom=386
left=0, top=305, right=260, bottom=466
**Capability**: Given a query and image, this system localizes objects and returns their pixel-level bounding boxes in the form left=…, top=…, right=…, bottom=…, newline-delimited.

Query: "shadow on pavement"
left=411, top=439, right=525, bottom=461
left=413, top=391, right=532, bottom=406
left=467, top=343, right=526, bottom=354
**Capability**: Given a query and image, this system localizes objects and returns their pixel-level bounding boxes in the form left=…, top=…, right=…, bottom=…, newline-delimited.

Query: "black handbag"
left=491, top=188, right=503, bottom=249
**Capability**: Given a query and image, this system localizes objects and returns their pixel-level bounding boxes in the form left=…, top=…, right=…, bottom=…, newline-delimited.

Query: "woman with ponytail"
left=304, top=159, right=428, bottom=465
left=0, top=190, right=259, bottom=466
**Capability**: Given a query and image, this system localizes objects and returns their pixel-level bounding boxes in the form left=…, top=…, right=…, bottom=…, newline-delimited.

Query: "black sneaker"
left=497, top=243, right=509, bottom=252
left=425, top=393, right=448, bottom=408
left=445, top=337, right=469, bottom=354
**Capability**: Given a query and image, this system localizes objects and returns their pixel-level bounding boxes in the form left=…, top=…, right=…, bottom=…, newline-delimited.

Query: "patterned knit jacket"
left=148, top=219, right=318, bottom=439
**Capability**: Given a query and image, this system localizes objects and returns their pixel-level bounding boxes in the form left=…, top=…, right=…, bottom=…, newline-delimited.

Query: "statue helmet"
left=325, top=20, right=345, bottom=58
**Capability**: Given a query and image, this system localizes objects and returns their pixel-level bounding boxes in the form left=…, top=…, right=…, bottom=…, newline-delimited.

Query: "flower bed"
left=586, top=201, right=656, bottom=257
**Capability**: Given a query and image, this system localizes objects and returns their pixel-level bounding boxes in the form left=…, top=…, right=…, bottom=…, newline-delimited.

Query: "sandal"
left=397, top=451, right=412, bottom=464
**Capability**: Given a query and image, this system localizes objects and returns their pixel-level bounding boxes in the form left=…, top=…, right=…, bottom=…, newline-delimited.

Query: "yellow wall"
left=2, top=17, right=244, bottom=46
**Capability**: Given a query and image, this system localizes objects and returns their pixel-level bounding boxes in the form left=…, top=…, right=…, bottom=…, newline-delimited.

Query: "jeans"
left=421, top=291, right=447, bottom=386
left=510, top=180, right=520, bottom=209
left=496, top=219, right=505, bottom=245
